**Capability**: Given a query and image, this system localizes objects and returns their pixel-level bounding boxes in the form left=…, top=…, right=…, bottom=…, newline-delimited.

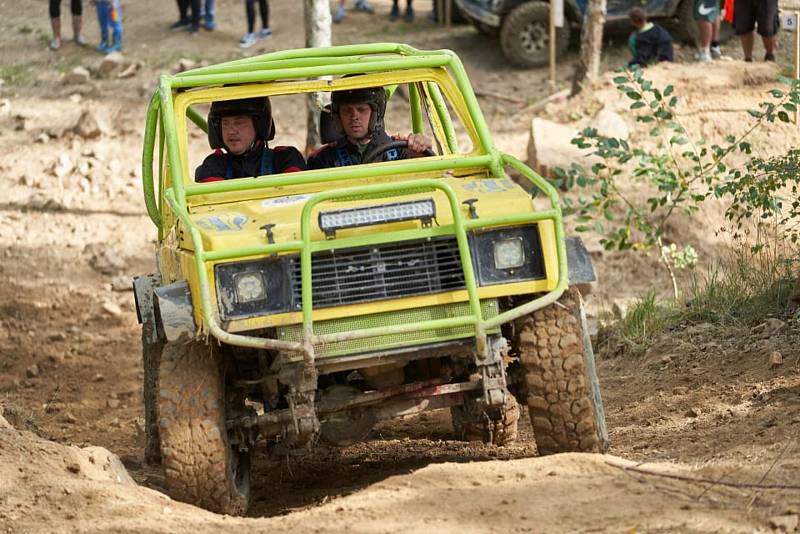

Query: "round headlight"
left=493, top=238, right=525, bottom=270
left=234, top=272, right=266, bottom=303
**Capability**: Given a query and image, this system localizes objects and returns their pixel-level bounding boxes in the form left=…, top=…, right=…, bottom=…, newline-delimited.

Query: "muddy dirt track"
left=1, top=0, right=799, bottom=532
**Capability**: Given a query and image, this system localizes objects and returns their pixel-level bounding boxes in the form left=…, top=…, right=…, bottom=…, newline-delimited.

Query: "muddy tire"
left=451, top=392, right=520, bottom=446
left=158, top=341, right=250, bottom=515
left=516, top=288, right=608, bottom=455
left=142, top=333, right=163, bottom=465
left=500, top=2, right=569, bottom=69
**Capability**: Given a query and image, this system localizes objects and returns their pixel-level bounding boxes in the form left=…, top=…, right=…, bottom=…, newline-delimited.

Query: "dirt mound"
left=558, top=61, right=799, bottom=157
left=0, top=415, right=781, bottom=533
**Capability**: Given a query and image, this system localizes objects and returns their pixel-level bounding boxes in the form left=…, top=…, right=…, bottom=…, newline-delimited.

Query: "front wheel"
left=500, top=2, right=570, bottom=69
left=451, top=392, right=520, bottom=446
left=158, top=341, right=250, bottom=515
left=515, top=288, right=608, bottom=455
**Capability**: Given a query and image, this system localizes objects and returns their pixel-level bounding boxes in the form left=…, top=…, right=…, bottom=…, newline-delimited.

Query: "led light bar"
left=319, top=199, right=436, bottom=237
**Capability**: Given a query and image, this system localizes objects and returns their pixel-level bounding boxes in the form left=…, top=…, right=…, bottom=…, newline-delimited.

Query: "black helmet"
left=207, top=96, right=275, bottom=150
left=330, top=86, right=386, bottom=136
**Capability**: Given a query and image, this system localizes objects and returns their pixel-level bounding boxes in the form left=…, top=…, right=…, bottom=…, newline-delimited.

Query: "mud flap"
left=566, top=236, right=596, bottom=286
left=153, top=280, right=197, bottom=343
left=133, top=273, right=163, bottom=346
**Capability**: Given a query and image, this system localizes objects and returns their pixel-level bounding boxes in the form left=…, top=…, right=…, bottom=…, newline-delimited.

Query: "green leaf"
left=664, top=85, right=674, bottom=96
left=627, top=91, right=642, bottom=100
left=613, top=76, right=628, bottom=84
left=778, top=110, right=790, bottom=122
left=630, top=101, right=646, bottom=109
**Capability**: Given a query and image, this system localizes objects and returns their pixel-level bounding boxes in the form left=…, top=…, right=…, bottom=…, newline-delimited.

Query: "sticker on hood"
left=196, top=214, right=248, bottom=232
left=261, top=194, right=311, bottom=209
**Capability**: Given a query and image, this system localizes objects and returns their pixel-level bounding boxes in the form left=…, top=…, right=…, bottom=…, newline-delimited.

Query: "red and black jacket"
left=195, top=141, right=306, bottom=183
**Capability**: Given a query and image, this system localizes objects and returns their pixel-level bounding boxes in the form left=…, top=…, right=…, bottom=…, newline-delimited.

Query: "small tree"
left=556, top=67, right=800, bottom=299
left=571, top=0, right=607, bottom=95
left=303, top=0, right=332, bottom=153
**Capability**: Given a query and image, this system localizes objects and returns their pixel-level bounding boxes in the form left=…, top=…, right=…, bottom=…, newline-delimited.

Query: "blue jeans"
left=96, top=0, right=122, bottom=44
left=201, top=0, right=215, bottom=19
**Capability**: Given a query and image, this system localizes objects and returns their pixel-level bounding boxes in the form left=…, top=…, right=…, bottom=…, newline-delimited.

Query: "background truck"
left=455, top=0, right=734, bottom=67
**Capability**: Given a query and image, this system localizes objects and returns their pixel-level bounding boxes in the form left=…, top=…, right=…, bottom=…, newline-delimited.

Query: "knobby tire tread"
left=158, top=342, right=249, bottom=515
left=517, top=288, right=609, bottom=455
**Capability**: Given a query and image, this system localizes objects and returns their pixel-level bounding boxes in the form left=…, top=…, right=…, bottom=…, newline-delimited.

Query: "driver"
left=196, top=96, right=306, bottom=182
left=307, top=86, right=433, bottom=170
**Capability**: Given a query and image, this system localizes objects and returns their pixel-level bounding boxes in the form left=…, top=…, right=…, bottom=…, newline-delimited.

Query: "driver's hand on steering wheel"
left=405, top=133, right=433, bottom=156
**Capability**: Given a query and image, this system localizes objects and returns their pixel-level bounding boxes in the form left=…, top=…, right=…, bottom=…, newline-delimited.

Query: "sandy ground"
left=1, top=0, right=799, bottom=532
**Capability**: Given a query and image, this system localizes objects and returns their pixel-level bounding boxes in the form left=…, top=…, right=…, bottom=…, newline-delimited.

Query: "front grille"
left=289, top=237, right=466, bottom=309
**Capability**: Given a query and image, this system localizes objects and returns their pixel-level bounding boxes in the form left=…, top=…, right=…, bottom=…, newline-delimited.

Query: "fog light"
left=234, top=272, right=266, bottom=303
left=493, top=238, right=525, bottom=270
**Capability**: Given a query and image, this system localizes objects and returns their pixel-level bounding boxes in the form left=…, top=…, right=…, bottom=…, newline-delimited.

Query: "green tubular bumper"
left=278, top=300, right=501, bottom=358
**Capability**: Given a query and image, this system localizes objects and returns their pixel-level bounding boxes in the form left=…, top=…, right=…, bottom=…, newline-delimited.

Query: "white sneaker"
left=258, top=28, right=272, bottom=39
left=710, top=45, right=722, bottom=59
left=239, top=32, right=256, bottom=48
left=695, top=49, right=712, bottom=62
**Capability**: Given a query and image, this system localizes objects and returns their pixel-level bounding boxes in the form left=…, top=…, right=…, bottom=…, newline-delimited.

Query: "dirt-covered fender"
left=153, top=281, right=197, bottom=343
left=134, top=275, right=196, bottom=344
left=566, top=235, right=596, bottom=286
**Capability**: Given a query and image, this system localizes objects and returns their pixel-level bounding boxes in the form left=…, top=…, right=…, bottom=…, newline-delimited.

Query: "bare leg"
left=762, top=35, right=776, bottom=59
left=740, top=31, right=755, bottom=60
left=697, top=20, right=712, bottom=48
left=72, top=15, right=86, bottom=45
left=50, top=17, right=61, bottom=49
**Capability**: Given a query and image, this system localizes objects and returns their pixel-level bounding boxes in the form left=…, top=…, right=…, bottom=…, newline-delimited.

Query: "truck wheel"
left=500, top=2, right=569, bottom=68
left=158, top=341, right=250, bottom=515
left=142, top=333, right=163, bottom=465
left=320, top=384, right=376, bottom=446
left=675, top=0, right=735, bottom=44
left=451, top=392, right=520, bottom=446
left=515, top=288, right=609, bottom=455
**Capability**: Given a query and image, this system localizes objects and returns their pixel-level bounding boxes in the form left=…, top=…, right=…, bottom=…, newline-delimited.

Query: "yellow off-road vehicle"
left=134, top=43, right=607, bottom=515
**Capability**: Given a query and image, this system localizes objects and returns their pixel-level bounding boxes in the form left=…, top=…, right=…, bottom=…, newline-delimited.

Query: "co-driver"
left=308, top=86, right=433, bottom=169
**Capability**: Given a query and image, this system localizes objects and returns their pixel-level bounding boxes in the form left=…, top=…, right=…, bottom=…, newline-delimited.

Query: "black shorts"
left=733, top=0, right=779, bottom=37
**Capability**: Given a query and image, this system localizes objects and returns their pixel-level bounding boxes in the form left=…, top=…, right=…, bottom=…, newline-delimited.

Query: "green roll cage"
left=141, top=42, right=569, bottom=362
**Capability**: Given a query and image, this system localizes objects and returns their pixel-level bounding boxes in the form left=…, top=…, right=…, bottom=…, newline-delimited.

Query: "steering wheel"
left=363, top=140, right=437, bottom=164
